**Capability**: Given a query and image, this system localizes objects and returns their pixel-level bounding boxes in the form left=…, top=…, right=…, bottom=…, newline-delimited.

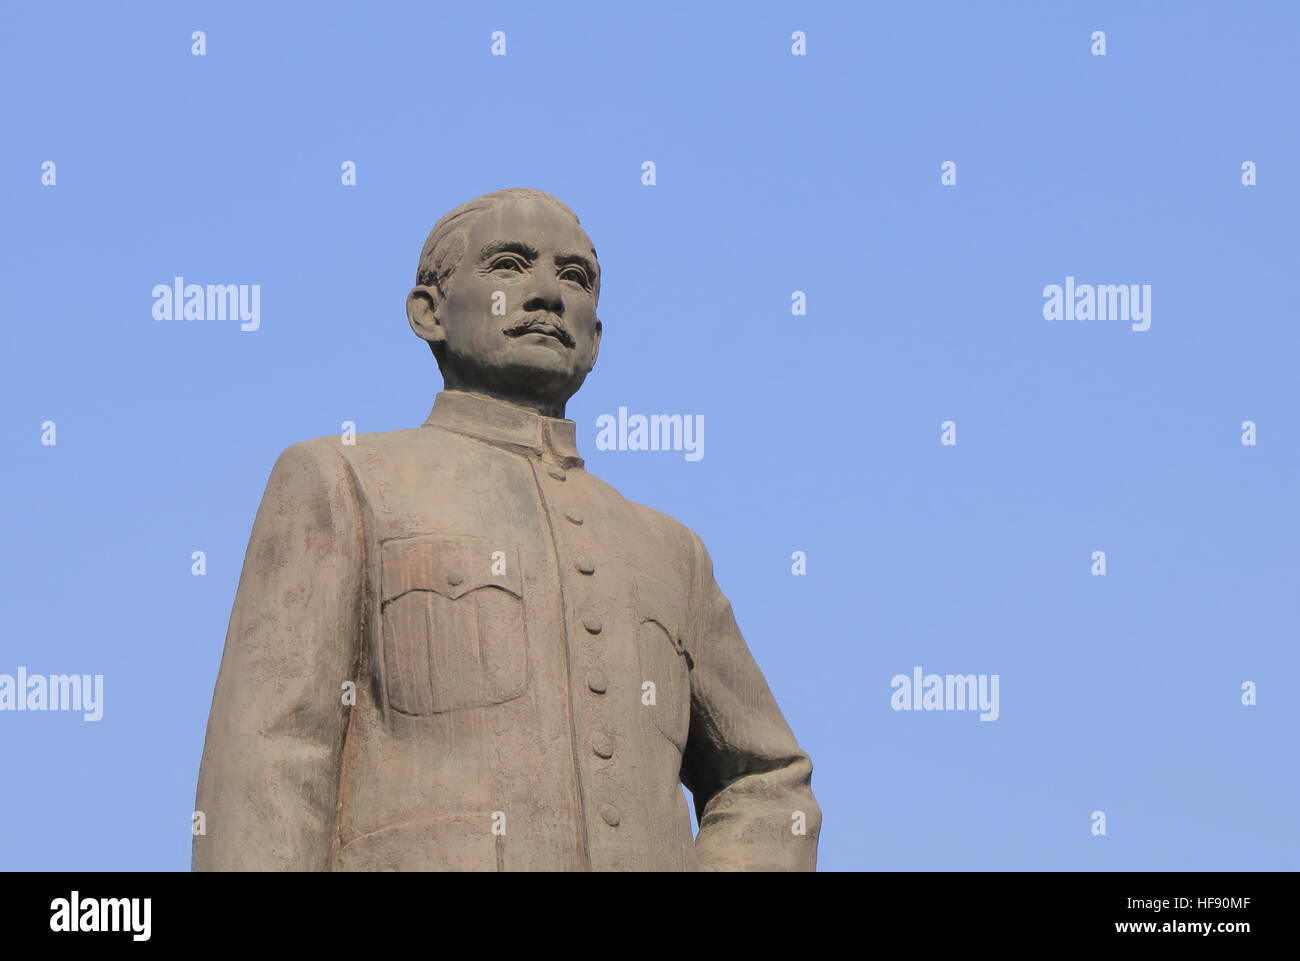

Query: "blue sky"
left=1, top=0, right=1297, bottom=870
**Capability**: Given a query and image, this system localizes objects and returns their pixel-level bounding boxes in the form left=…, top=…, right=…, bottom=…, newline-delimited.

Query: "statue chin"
left=442, top=351, right=589, bottom=415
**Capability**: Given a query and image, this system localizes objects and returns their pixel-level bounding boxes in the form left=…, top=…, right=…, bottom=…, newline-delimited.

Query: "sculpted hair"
left=415, top=188, right=599, bottom=300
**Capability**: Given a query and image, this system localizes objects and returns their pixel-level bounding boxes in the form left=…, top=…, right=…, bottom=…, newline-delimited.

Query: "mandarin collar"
left=422, top=390, right=584, bottom=469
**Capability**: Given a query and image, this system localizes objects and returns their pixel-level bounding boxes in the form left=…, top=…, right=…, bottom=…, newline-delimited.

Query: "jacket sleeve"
left=192, top=439, right=364, bottom=871
left=680, top=530, right=821, bottom=871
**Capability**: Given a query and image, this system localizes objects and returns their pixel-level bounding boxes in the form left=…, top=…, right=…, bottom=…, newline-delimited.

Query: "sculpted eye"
left=489, top=255, right=528, bottom=273
left=559, top=265, right=590, bottom=288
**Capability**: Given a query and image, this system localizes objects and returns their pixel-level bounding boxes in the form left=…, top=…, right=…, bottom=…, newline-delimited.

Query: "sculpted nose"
left=524, top=272, right=564, bottom=316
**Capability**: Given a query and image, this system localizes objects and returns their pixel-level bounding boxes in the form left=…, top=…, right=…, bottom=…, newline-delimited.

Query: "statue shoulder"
left=621, top=497, right=707, bottom=564
left=283, top=425, right=447, bottom=469
left=264, top=426, right=435, bottom=490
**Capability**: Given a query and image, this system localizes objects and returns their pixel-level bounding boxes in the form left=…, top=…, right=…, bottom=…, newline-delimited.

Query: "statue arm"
left=192, top=439, right=364, bottom=871
left=680, top=531, right=822, bottom=872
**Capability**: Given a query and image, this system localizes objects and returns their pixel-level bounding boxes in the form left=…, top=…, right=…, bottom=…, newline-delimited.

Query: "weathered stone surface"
left=193, top=189, right=820, bottom=871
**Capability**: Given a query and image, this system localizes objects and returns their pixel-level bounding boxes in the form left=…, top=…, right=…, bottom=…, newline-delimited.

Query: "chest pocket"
left=633, top=568, right=691, bottom=752
left=379, top=534, right=527, bottom=716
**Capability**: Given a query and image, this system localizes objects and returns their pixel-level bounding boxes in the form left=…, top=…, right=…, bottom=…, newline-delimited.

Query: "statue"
left=192, top=188, right=821, bottom=871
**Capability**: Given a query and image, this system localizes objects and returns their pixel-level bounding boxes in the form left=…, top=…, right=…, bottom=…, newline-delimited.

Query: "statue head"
left=407, top=188, right=603, bottom=418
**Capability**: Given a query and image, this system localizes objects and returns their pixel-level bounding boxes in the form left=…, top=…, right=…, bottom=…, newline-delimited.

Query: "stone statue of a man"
left=192, top=188, right=821, bottom=871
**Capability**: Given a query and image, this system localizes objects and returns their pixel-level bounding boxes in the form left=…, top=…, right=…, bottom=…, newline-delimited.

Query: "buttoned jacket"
left=193, top=390, right=820, bottom=871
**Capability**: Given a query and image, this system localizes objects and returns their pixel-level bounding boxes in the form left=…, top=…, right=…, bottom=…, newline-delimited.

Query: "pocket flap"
left=631, top=567, right=685, bottom=652
left=381, top=534, right=521, bottom=603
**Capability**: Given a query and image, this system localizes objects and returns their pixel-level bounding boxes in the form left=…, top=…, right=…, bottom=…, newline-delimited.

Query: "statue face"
left=410, top=196, right=602, bottom=414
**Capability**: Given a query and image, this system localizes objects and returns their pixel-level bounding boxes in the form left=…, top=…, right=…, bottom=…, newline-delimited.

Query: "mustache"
left=502, top=313, right=575, bottom=348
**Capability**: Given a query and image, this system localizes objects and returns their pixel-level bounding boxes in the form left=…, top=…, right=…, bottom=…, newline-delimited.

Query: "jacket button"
left=548, top=467, right=567, bottom=481
left=446, top=572, right=464, bottom=587
left=564, top=507, right=583, bottom=525
left=592, top=734, right=614, bottom=759
left=582, top=615, right=602, bottom=635
left=599, top=804, right=621, bottom=827
left=587, top=671, right=608, bottom=694
left=576, top=556, right=595, bottom=574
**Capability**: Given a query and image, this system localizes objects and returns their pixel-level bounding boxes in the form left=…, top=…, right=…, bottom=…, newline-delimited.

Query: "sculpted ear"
left=588, top=317, right=602, bottom=370
left=406, top=285, right=445, bottom=349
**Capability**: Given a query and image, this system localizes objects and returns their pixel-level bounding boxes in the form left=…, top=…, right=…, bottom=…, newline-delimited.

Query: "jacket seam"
left=328, top=443, right=369, bottom=871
